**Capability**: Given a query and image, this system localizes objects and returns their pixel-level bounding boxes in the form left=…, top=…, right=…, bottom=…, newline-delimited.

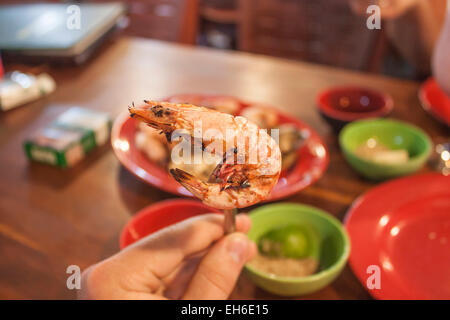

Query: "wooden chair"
left=238, top=0, right=385, bottom=71
left=91, top=0, right=200, bottom=44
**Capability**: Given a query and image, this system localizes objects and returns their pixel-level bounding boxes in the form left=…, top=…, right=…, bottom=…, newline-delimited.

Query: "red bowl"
left=120, top=199, right=221, bottom=249
left=112, top=95, right=329, bottom=201
left=317, top=86, right=393, bottom=131
left=419, top=78, right=450, bottom=127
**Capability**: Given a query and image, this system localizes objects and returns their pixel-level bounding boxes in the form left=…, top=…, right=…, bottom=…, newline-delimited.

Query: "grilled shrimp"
left=129, top=100, right=281, bottom=209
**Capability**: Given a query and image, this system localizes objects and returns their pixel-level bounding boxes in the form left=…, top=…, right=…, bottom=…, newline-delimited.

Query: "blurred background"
left=0, top=0, right=449, bottom=300
left=0, top=0, right=446, bottom=80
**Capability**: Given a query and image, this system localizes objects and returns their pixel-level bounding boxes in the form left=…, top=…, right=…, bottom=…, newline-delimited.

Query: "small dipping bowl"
left=120, top=199, right=221, bottom=249
left=339, top=119, right=432, bottom=180
left=317, top=86, right=393, bottom=131
left=244, top=203, right=350, bottom=297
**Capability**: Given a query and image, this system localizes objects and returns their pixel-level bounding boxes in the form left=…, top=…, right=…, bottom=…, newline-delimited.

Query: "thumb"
left=182, top=232, right=256, bottom=300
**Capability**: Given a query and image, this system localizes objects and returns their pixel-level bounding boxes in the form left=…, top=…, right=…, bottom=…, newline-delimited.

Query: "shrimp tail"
left=169, top=168, right=209, bottom=199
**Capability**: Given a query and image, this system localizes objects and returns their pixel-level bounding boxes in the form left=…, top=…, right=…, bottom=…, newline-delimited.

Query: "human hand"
left=78, top=214, right=256, bottom=300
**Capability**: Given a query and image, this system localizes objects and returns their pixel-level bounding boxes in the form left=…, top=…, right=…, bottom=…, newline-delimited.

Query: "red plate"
left=419, top=78, right=450, bottom=127
left=111, top=95, right=329, bottom=201
left=345, top=173, right=450, bottom=300
left=120, top=199, right=221, bottom=249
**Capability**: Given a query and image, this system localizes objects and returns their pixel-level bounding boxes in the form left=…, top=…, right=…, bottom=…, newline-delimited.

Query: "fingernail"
left=226, top=233, right=249, bottom=263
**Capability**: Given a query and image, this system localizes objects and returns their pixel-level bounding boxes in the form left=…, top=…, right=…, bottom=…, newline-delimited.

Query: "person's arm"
left=349, top=0, right=446, bottom=75
left=79, top=214, right=256, bottom=300
left=385, top=0, right=446, bottom=75
left=433, top=1, right=450, bottom=96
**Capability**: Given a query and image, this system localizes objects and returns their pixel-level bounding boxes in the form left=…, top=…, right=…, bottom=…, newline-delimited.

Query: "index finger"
left=118, top=214, right=251, bottom=279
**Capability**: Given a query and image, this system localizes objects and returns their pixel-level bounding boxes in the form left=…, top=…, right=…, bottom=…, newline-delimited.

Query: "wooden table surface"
left=0, top=37, right=448, bottom=300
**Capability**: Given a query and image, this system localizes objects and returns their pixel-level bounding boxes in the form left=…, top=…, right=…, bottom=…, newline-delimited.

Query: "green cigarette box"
left=24, top=107, right=112, bottom=168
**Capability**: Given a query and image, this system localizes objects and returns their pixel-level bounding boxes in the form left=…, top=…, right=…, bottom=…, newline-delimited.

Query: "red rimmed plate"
left=419, top=78, right=450, bottom=127
left=345, top=173, right=450, bottom=300
left=112, top=95, right=329, bottom=201
left=120, top=199, right=221, bottom=249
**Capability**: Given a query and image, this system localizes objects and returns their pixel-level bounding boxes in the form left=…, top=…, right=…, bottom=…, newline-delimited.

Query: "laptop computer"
left=0, top=3, right=126, bottom=64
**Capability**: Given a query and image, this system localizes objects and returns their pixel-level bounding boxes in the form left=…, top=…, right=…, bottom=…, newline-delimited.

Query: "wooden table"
left=0, top=37, right=447, bottom=300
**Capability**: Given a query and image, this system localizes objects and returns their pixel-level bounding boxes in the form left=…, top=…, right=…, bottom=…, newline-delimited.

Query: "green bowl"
left=339, top=118, right=432, bottom=180
left=244, top=203, right=350, bottom=297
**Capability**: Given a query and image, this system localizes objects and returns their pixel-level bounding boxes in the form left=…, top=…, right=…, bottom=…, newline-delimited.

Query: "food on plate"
left=129, top=100, right=281, bottom=209
left=240, top=104, right=279, bottom=129
left=278, top=124, right=307, bottom=170
left=355, top=137, right=409, bottom=165
left=202, top=96, right=241, bottom=115
left=248, top=224, right=321, bottom=277
left=135, top=122, right=169, bottom=166
left=169, top=94, right=240, bottom=115
left=240, top=105, right=306, bottom=171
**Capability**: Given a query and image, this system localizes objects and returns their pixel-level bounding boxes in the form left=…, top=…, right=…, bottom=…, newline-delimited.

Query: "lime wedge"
left=258, top=225, right=321, bottom=259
